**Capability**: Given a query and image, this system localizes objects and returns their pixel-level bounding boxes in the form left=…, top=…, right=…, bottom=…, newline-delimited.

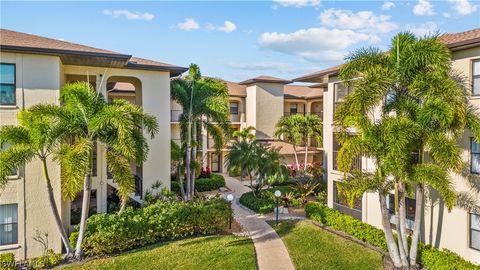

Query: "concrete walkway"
left=222, top=175, right=295, bottom=270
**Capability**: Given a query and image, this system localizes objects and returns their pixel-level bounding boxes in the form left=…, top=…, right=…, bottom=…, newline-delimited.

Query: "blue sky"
left=1, top=1, right=479, bottom=82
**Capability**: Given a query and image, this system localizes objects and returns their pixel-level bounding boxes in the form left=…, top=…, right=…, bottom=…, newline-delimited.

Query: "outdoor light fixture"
left=274, top=190, right=281, bottom=226
left=227, top=194, right=234, bottom=229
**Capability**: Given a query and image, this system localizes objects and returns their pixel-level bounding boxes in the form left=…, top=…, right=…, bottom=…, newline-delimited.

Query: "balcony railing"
left=230, top=114, right=241, bottom=122
left=171, top=110, right=182, bottom=122
left=310, top=111, right=323, bottom=120
left=284, top=112, right=305, bottom=117
left=134, top=174, right=143, bottom=198
left=172, top=138, right=182, bottom=146
left=332, top=150, right=362, bottom=171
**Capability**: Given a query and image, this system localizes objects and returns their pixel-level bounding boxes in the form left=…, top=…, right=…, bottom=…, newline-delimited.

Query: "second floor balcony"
left=171, top=110, right=182, bottom=122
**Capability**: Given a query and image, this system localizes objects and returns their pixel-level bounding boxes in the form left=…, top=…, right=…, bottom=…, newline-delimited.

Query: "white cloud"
left=443, top=12, right=452, bottom=18
left=448, top=0, right=478, bottom=15
left=228, top=62, right=292, bottom=71
left=207, top=21, right=237, bottom=33
left=407, top=22, right=439, bottom=37
left=274, top=0, right=320, bottom=8
left=413, top=0, right=435, bottom=16
left=177, top=18, right=200, bottom=31
left=103, top=9, right=154, bottom=21
left=258, top=27, right=371, bottom=62
left=382, top=1, right=395, bottom=10
left=319, top=8, right=398, bottom=33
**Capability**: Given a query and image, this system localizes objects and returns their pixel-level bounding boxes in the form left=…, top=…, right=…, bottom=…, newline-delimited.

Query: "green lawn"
left=273, top=220, right=384, bottom=270
left=62, top=235, right=256, bottom=270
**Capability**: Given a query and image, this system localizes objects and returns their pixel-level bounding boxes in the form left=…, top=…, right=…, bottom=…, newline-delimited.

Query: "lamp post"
left=274, top=190, right=281, bottom=227
left=227, top=194, right=234, bottom=229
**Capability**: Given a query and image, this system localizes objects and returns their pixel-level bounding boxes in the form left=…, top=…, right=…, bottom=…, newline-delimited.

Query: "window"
left=70, top=190, right=97, bottom=225
left=0, top=204, right=18, bottom=245
left=386, top=194, right=416, bottom=230
left=1, top=143, right=18, bottom=177
left=290, top=104, right=298, bottom=114
left=0, top=64, right=16, bottom=105
left=471, top=138, right=480, bottom=174
left=473, top=60, right=480, bottom=96
left=230, top=102, right=238, bottom=115
left=332, top=133, right=362, bottom=171
left=333, top=181, right=362, bottom=220
left=471, top=213, right=480, bottom=251
left=334, top=82, right=353, bottom=113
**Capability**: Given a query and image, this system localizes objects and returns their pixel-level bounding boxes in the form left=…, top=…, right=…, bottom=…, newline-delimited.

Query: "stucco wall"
left=253, top=83, right=284, bottom=139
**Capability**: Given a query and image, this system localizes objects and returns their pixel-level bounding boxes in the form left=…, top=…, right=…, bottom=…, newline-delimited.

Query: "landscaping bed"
left=171, top=174, right=226, bottom=194
left=62, top=235, right=256, bottom=270
left=239, top=186, right=293, bottom=214
left=272, top=220, right=384, bottom=270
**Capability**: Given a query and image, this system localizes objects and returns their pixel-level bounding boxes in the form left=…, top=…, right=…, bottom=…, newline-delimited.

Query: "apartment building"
left=294, top=28, right=480, bottom=264
left=170, top=76, right=324, bottom=173
left=0, top=29, right=187, bottom=259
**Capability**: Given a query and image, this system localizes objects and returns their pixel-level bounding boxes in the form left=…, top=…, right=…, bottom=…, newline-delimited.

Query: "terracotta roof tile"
left=439, top=28, right=480, bottom=48
left=238, top=75, right=292, bottom=85
left=223, top=80, right=247, bottom=97
left=284, top=85, right=323, bottom=99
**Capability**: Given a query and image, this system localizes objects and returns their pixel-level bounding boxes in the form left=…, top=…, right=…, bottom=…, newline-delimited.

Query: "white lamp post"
left=227, top=194, right=234, bottom=229
left=274, top=190, right=281, bottom=226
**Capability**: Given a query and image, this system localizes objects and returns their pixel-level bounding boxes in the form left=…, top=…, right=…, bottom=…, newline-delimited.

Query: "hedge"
left=305, top=202, right=480, bottom=270
left=239, top=186, right=292, bottom=214
left=70, top=198, right=232, bottom=257
left=196, top=174, right=225, bottom=192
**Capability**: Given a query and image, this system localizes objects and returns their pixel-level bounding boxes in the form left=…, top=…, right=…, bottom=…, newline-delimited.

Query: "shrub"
left=228, top=166, right=241, bottom=177
left=26, top=249, right=62, bottom=270
left=195, top=174, right=225, bottom=192
left=305, top=202, right=480, bottom=270
left=239, top=186, right=293, bottom=214
left=199, top=166, right=212, bottom=178
left=171, top=181, right=181, bottom=194
left=70, top=198, right=232, bottom=257
left=0, top=253, right=15, bottom=270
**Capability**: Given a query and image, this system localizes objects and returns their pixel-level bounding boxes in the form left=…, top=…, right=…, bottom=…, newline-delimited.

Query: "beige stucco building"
left=295, top=28, right=480, bottom=264
left=0, top=29, right=186, bottom=260
left=170, top=76, right=324, bottom=174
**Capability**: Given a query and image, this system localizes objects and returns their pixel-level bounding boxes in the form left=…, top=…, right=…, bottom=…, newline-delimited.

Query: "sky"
left=1, top=0, right=480, bottom=82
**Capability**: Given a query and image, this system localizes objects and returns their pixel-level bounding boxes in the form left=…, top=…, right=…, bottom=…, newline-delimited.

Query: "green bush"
left=228, top=166, right=241, bottom=177
left=70, top=198, right=232, bottom=257
left=195, top=174, right=225, bottom=192
left=171, top=181, right=181, bottom=194
left=26, top=249, right=62, bottom=270
left=0, top=253, right=15, bottom=270
left=305, top=202, right=480, bottom=270
left=239, top=186, right=292, bottom=214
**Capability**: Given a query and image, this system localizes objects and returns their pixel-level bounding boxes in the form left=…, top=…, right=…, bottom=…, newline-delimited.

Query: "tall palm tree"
left=301, top=114, right=323, bottom=172
left=335, top=32, right=480, bottom=268
left=171, top=140, right=186, bottom=200
left=0, top=109, right=85, bottom=257
left=171, top=64, right=231, bottom=200
left=256, top=145, right=288, bottom=185
left=274, top=114, right=304, bottom=168
left=228, top=126, right=256, bottom=181
left=33, top=82, right=158, bottom=259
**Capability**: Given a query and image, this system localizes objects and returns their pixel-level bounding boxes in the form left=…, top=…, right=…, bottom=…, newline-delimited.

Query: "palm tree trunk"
left=409, top=184, right=424, bottom=266
left=185, top=124, right=192, bottom=201
left=178, top=165, right=186, bottom=201
left=304, top=134, right=308, bottom=172
left=379, top=191, right=402, bottom=268
left=394, top=186, right=409, bottom=267
left=41, top=158, right=73, bottom=256
left=292, top=145, right=300, bottom=170
left=191, top=121, right=197, bottom=198
left=398, top=182, right=409, bottom=260
left=74, top=173, right=91, bottom=259
left=118, top=198, right=127, bottom=214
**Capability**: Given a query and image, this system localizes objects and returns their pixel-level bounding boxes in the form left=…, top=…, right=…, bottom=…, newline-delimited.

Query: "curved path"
left=222, top=174, right=295, bottom=270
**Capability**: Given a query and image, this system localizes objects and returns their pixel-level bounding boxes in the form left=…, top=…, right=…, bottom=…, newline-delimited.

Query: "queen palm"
left=171, top=64, right=231, bottom=200
left=0, top=109, right=86, bottom=257
left=33, top=82, right=158, bottom=259
left=335, top=32, right=480, bottom=268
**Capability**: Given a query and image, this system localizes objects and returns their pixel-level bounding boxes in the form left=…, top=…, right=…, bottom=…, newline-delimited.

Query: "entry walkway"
left=222, top=174, right=295, bottom=270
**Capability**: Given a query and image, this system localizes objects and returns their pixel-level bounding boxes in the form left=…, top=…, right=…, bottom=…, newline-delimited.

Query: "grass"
left=62, top=235, right=256, bottom=270
left=272, top=220, right=384, bottom=270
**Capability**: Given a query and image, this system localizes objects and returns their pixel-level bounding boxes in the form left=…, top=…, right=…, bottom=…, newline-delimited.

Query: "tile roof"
left=223, top=80, right=247, bottom=97
left=0, top=28, right=187, bottom=75
left=293, top=64, right=344, bottom=82
left=238, top=75, right=292, bottom=85
left=284, top=85, right=323, bottom=99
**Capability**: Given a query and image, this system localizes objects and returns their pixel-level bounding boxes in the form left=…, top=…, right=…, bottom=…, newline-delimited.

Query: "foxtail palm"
left=33, top=82, right=158, bottom=259
left=301, top=114, right=322, bottom=172
left=0, top=109, right=83, bottom=257
left=335, top=32, right=480, bottom=268
left=171, top=64, right=231, bottom=200
left=274, top=114, right=304, bottom=168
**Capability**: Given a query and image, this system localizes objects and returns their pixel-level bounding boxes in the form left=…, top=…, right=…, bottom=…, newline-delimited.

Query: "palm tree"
left=0, top=109, right=84, bottom=257
left=256, top=145, right=288, bottom=185
left=33, top=82, right=158, bottom=259
left=171, top=64, right=231, bottom=200
left=334, top=32, right=480, bottom=268
left=228, top=127, right=256, bottom=181
left=171, top=140, right=186, bottom=200
left=301, top=114, right=323, bottom=172
left=274, top=114, right=304, bottom=169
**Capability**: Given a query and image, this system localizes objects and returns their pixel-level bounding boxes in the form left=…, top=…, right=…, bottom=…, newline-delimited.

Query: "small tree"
left=274, top=114, right=304, bottom=169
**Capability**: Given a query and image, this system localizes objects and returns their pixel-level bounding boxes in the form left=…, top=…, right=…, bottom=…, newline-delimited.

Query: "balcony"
left=310, top=111, right=323, bottom=121
left=230, top=113, right=241, bottom=123
left=332, top=150, right=362, bottom=171
left=284, top=111, right=305, bottom=117
left=172, top=138, right=182, bottom=145
left=171, top=110, right=182, bottom=122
